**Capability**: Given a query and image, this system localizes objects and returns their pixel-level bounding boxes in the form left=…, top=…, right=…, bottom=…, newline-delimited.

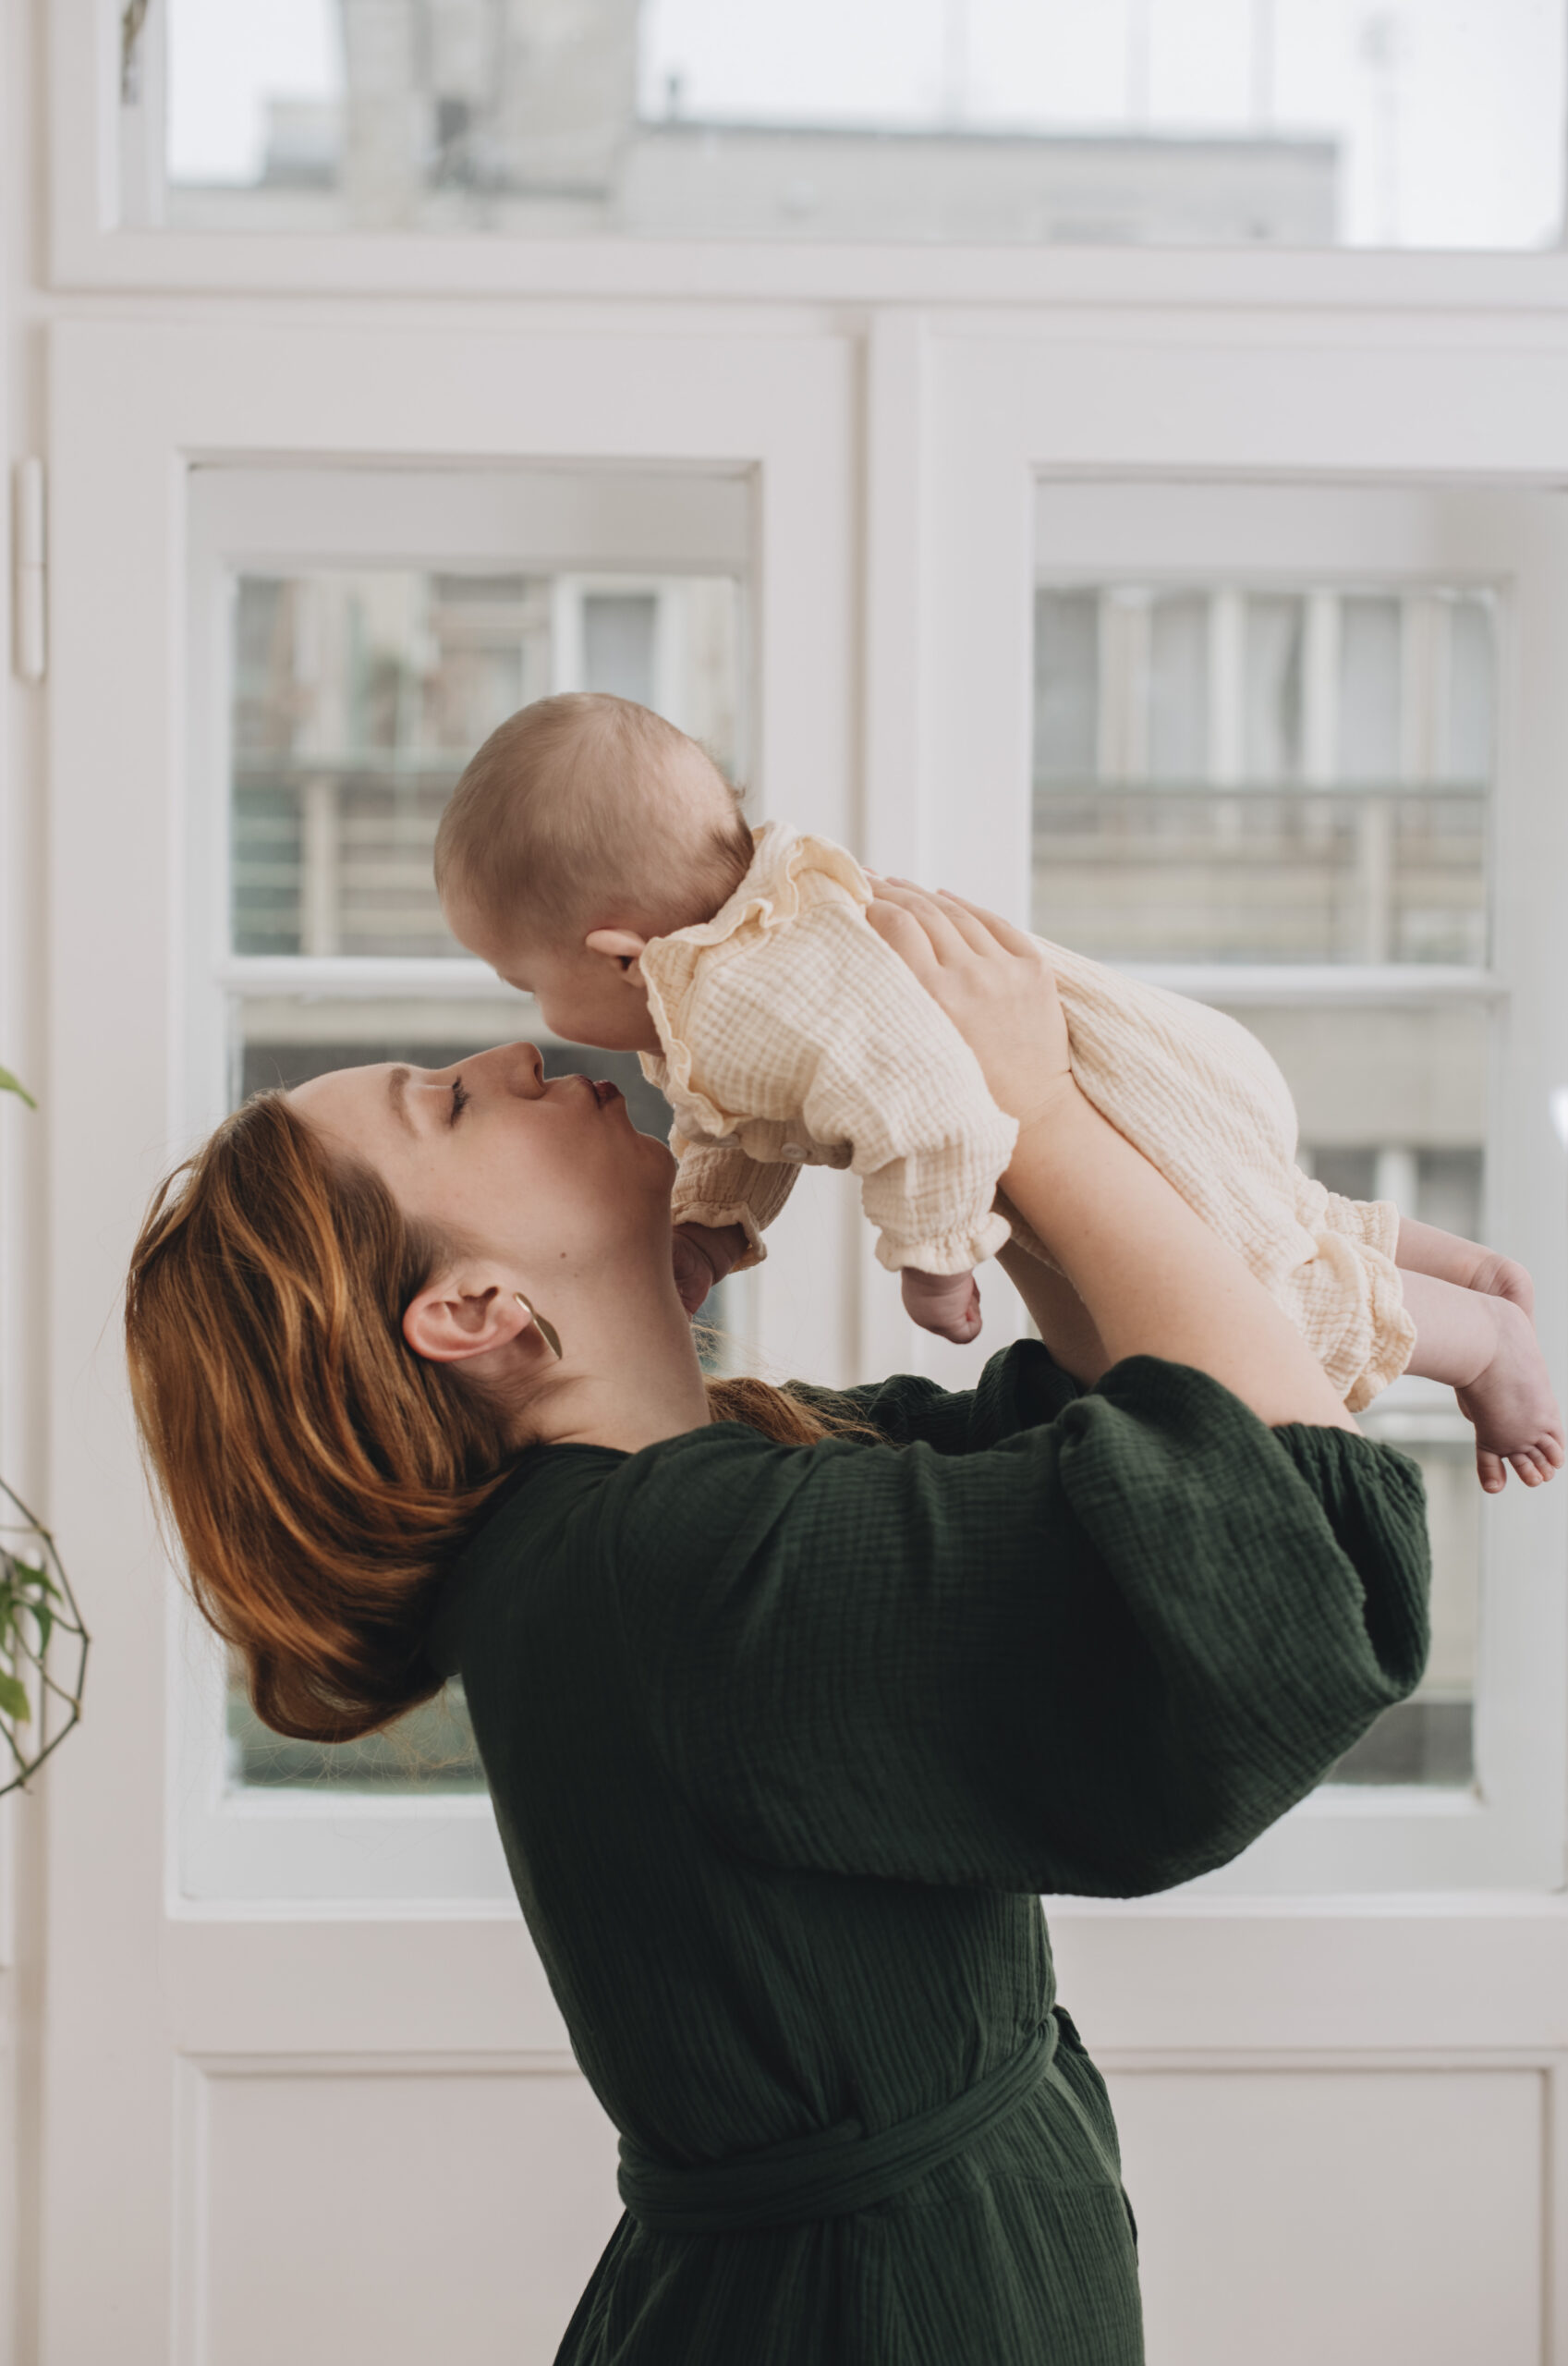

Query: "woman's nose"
left=497, top=1042, right=547, bottom=1098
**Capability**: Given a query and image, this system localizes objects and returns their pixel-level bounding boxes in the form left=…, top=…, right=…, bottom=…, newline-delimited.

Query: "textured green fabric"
left=427, top=1347, right=1431, bottom=2365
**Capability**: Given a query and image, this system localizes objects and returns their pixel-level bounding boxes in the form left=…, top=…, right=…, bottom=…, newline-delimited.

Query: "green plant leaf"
left=0, top=1067, right=36, bottom=1109
left=0, top=1669, right=31, bottom=1723
left=6, top=1556, right=56, bottom=1595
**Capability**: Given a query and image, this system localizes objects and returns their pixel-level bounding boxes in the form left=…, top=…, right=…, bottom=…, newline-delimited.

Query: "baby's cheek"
left=538, top=992, right=585, bottom=1043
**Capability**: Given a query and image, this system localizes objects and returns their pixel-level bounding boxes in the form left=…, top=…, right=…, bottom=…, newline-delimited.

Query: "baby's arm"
left=672, top=1219, right=750, bottom=1316
left=669, top=1133, right=796, bottom=1302
left=665, top=894, right=1017, bottom=1335
left=762, top=909, right=1017, bottom=1278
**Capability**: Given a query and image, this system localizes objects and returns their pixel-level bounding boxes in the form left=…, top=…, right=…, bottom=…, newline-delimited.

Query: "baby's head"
left=435, top=692, right=753, bottom=1051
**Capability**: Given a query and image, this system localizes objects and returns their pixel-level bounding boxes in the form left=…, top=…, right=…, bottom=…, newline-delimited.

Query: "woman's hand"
left=866, top=879, right=1073, bottom=1129
left=869, top=880, right=1356, bottom=1432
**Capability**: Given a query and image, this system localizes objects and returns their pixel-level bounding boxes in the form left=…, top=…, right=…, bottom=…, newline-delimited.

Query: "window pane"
left=1032, top=581, right=1492, bottom=965
left=1338, top=596, right=1402, bottom=779
left=583, top=592, right=658, bottom=704
left=1244, top=595, right=1306, bottom=783
left=230, top=566, right=744, bottom=957
left=1211, top=997, right=1487, bottom=1787
left=161, top=0, right=1566, bottom=249
left=228, top=1674, right=488, bottom=1790
left=1148, top=592, right=1209, bottom=781
left=1034, top=591, right=1100, bottom=778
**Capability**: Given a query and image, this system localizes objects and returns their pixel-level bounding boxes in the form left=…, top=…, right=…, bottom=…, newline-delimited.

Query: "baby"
left=435, top=692, right=1563, bottom=1493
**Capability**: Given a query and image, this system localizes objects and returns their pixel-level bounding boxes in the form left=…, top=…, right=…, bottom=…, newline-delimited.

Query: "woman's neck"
left=511, top=1269, right=713, bottom=1457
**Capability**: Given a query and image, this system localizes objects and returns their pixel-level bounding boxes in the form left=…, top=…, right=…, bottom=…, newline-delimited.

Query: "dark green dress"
left=426, top=1348, right=1430, bottom=2365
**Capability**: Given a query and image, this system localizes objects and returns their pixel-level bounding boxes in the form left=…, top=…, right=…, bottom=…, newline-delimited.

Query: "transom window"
left=152, top=0, right=1567, bottom=250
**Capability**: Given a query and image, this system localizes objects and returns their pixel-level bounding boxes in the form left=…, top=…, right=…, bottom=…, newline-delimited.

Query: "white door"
left=40, top=318, right=857, bottom=2364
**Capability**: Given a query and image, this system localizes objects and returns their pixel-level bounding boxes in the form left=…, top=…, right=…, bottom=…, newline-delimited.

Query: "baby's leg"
left=1396, top=1213, right=1534, bottom=1314
left=901, top=1265, right=983, bottom=1346
left=1400, top=1269, right=1564, bottom=1492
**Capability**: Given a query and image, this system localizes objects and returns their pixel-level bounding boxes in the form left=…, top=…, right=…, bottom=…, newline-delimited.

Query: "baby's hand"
left=902, top=1265, right=984, bottom=1345
left=672, top=1222, right=744, bottom=1316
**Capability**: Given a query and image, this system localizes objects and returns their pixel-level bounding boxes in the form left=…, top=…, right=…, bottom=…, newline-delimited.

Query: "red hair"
left=126, top=1091, right=861, bottom=1743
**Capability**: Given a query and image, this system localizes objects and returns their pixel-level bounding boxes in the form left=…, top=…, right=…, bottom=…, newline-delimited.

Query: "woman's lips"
left=590, top=1079, right=622, bottom=1107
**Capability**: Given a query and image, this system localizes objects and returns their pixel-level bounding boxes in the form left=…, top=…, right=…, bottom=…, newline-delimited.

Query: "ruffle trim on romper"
left=641, top=827, right=871, bottom=1147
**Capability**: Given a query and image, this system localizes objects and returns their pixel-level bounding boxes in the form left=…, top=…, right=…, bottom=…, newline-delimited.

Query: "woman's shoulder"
left=425, top=1342, right=1081, bottom=1678
left=795, top=1339, right=1081, bottom=1452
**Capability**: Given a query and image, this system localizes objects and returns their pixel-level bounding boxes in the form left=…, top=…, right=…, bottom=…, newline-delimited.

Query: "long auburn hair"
left=126, top=1092, right=863, bottom=1746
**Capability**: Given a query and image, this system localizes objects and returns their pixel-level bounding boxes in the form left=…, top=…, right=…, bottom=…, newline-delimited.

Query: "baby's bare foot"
left=1455, top=1296, right=1565, bottom=1492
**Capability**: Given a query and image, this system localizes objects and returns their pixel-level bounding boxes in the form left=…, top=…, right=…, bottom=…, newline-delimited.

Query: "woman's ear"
left=583, top=928, right=649, bottom=975
left=402, top=1275, right=540, bottom=1368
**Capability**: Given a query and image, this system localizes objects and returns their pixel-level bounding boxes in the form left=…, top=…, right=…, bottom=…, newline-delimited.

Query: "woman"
left=126, top=885, right=1429, bottom=2364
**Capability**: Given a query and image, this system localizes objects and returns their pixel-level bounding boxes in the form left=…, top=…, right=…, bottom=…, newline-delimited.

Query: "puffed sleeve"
left=668, top=1134, right=796, bottom=1269
left=616, top=1354, right=1430, bottom=1896
left=664, top=901, right=1021, bottom=1276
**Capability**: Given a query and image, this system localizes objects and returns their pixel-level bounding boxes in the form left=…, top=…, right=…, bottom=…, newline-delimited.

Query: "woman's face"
left=290, top=1041, right=674, bottom=1286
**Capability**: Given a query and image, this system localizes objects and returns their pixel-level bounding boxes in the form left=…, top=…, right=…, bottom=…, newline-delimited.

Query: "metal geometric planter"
left=0, top=1479, right=89, bottom=1799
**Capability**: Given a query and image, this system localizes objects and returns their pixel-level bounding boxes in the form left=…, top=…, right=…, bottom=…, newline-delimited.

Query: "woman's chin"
left=634, top=1131, right=679, bottom=1183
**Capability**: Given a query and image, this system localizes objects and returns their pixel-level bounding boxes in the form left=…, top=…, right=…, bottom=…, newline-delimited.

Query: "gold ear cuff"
left=514, top=1292, right=564, bottom=1360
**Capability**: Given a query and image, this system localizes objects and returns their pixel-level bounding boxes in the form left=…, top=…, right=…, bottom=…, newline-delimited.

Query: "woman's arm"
left=615, top=1370, right=1428, bottom=1896
left=994, top=1239, right=1110, bottom=1387
left=867, top=882, right=1355, bottom=1434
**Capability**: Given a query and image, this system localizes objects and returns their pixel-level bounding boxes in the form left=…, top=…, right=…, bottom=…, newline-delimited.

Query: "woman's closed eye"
left=447, top=1075, right=469, bottom=1127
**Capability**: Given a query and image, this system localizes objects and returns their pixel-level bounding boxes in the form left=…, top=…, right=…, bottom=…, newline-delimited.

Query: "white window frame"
left=50, top=0, right=1568, bottom=308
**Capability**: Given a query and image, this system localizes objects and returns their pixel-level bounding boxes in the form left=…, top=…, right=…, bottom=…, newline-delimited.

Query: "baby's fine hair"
left=434, top=692, right=754, bottom=947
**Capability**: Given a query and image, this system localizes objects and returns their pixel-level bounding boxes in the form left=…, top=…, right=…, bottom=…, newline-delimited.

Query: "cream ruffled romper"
left=639, top=823, right=1415, bottom=1411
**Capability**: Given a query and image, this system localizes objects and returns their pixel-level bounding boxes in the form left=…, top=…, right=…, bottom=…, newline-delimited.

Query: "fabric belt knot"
left=617, top=2018, right=1057, bottom=2236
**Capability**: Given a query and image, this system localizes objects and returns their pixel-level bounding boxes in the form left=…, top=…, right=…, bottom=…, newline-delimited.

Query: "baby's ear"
left=584, top=929, right=649, bottom=973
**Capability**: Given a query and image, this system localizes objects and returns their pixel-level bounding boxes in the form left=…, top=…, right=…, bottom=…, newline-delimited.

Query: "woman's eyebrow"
left=386, top=1067, right=414, bottom=1132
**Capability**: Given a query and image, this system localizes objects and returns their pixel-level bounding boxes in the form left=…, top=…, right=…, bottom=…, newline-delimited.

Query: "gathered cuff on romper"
left=873, top=1207, right=1015, bottom=1277
left=1282, top=1182, right=1416, bottom=1413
